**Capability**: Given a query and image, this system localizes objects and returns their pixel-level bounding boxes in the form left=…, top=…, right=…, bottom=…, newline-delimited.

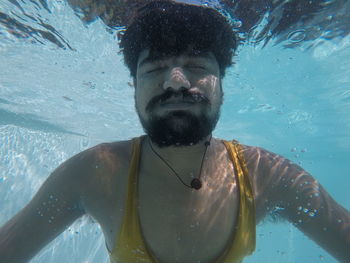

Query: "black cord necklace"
left=148, top=136, right=212, bottom=190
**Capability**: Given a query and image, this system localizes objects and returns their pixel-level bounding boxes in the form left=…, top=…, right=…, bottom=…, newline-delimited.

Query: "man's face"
left=134, top=49, right=223, bottom=147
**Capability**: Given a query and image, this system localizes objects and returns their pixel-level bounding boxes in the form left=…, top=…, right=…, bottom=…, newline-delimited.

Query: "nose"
left=163, top=67, right=190, bottom=91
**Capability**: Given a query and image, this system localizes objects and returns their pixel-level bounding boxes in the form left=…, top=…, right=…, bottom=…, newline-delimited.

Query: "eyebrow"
left=138, top=55, right=162, bottom=69
left=138, top=52, right=215, bottom=69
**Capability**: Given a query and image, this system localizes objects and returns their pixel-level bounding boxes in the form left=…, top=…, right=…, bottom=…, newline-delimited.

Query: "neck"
left=145, top=134, right=213, bottom=190
left=147, top=134, right=212, bottom=159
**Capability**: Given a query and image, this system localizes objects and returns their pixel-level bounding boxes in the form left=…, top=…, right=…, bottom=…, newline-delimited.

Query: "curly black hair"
left=119, top=0, right=237, bottom=78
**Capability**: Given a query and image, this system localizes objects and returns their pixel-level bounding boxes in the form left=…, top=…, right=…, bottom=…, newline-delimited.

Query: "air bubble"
left=287, top=30, right=306, bottom=43
left=234, top=20, right=242, bottom=28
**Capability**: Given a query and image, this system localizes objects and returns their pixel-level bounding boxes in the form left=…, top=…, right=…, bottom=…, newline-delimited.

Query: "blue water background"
left=0, top=0, right=349, bottom=262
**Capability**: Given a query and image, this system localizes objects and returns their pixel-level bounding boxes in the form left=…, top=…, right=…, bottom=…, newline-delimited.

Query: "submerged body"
left=0, top=135, right=349, bottom=262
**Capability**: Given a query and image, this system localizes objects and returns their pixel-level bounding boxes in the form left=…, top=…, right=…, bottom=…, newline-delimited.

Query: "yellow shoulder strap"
left=217, top=140, right=256, bottom=263
left=111, top=137, right=158, bottom=263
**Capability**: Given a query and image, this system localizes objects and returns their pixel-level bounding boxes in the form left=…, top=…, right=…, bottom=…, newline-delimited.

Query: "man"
left=0, top=1, right=349, bottom=263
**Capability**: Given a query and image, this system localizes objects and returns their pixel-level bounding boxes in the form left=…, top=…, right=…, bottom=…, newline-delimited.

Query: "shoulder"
left=238, top=142, right=309, bottom=192
left=235, top=142, right=310, bottom=221
left=238, top=143, right=301, bottom=178
left=52, top=139, right=134, bottom=189
left=83, top=140, right=133, bottom=165
left=55, top=139, right=136, bottom=212
left=66, top=139, right=133, bottom=167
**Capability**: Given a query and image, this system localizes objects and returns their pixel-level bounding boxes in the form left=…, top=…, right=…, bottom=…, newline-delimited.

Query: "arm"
left=245, top=147, right=350, bottom=262
left=0, top=151, right=89, bottom=263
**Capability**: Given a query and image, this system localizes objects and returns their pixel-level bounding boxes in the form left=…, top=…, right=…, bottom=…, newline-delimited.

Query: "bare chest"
left=88, top=144, right=240, bottom=263
left=137, top=167, right=239, bottom=263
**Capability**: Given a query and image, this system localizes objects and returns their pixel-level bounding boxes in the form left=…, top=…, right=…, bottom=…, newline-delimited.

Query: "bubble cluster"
left=297, top=206, right=317, bottom=217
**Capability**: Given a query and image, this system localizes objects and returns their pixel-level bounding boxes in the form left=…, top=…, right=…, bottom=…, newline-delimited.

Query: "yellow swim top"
left=109, top=137, right=256, bottom=263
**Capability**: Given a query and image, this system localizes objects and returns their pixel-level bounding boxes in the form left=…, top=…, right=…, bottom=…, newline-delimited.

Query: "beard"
left=137, top=89, right=222, bottom=147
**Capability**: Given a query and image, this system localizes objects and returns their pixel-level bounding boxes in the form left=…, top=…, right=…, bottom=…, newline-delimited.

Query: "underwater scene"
left=0, top=0, right=349, bottom=262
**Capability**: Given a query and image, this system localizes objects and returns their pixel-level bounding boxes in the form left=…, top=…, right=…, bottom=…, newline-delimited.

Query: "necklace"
left=148, top=136, right=212, bottom=190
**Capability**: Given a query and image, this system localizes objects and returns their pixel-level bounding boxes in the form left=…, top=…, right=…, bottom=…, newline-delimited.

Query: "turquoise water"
left=0, top=0, right=349, bottom=262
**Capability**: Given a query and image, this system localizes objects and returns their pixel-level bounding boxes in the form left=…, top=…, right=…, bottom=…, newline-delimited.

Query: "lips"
left=160, top=98, right=196, bottom=105
left=159, top=100, right=196, bottom=110
left=146, top=89, right=209, bottom=113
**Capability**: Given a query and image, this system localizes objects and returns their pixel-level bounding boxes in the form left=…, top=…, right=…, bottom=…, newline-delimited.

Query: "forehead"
left=137, top=49, right=218, bottom=68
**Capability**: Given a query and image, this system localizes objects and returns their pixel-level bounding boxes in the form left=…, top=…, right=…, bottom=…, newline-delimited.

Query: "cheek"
left=134, top=82, right=157, bottom=113
left=197, top=76, right=221, bottom=99
left=134, top=88, right=145, bottom=111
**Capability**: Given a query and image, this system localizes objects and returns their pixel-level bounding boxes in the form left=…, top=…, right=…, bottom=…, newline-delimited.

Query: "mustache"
left=146, top=89, right=210, bottom=112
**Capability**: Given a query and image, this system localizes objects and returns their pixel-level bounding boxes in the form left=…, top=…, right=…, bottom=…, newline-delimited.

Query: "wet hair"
left=119, top=0, right=237, bottom=78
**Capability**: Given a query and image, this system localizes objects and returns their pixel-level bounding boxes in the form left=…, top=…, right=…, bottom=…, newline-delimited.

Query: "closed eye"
left=186, top=64, right=207, bottom=70
left=145, top=66, right=165, bottom=74
left=147, top=68, right=161, bottom=73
